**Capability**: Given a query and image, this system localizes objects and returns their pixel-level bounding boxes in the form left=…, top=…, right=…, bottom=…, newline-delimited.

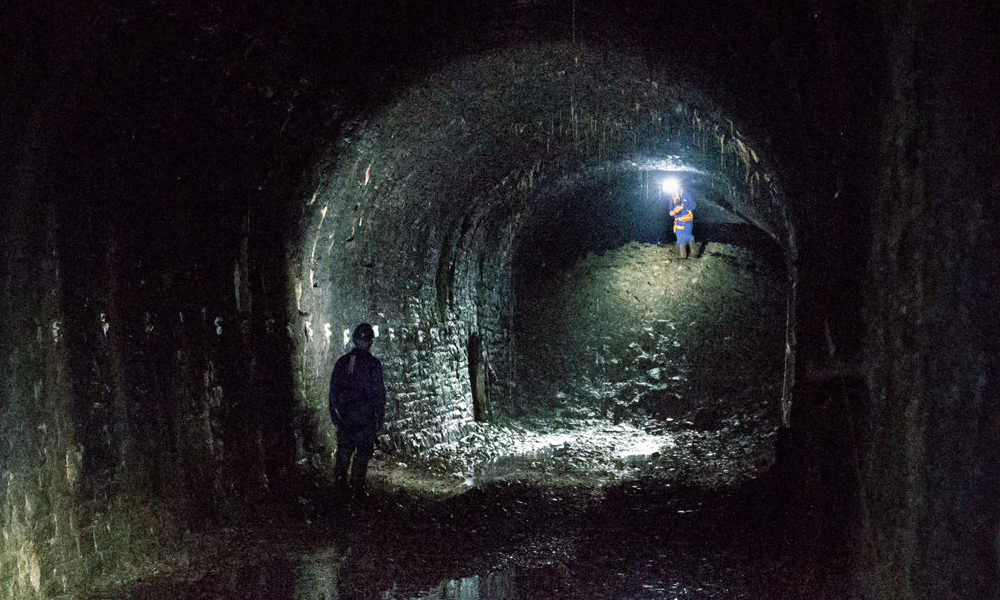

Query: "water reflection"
left=387, top=572, right=516, bottom=600
left=95, top=476, right=848, bottom=600
left=293, top=547, right=340, bottom=600
left=212, top=548, right=523, bottom=600
left=283, top=545, right=524, bottom=600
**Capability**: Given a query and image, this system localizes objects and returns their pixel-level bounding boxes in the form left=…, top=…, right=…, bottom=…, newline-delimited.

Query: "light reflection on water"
left=385, top=573, right=516, bottom=600
left=287, top=547, right=518, bottom=600
left=96, top=474, right=843, bottom=600
left=292, top=547, right=340, bottom=600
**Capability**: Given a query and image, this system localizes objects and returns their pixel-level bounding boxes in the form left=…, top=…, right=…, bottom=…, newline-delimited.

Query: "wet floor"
left=87, top=472, right=852, bottom=600
left=84, top=241, right=838, bottom=599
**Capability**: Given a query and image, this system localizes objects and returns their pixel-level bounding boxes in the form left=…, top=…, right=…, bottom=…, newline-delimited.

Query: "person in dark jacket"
left=329, top=323, right=386, bottom=496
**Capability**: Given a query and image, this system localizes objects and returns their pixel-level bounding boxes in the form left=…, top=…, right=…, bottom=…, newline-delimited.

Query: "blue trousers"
left=675, top=223, right=694, bottom=244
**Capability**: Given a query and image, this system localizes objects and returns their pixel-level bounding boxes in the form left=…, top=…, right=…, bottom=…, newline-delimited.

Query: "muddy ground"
left=82, top=475, right=852, bottom=600
left=81, top=241, right=853, bottom=599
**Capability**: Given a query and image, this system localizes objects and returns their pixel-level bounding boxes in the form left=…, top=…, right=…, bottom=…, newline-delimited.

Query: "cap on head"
left=353, top=323, right=375, bottom=344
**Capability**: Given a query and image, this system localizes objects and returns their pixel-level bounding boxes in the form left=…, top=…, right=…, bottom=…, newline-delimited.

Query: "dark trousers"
left=335, top=437, right=374, bottom=491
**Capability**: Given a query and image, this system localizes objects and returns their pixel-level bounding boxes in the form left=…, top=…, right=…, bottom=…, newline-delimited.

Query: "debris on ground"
left=372, top=241, right=784, bottom=495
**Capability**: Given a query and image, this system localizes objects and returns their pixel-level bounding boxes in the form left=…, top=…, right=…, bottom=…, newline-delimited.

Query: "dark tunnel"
left=1, top=2, right=998, bottom=599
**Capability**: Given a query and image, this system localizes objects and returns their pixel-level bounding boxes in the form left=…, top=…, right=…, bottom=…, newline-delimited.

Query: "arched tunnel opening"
left=294, top=45, right=793, bottom=493
left=2, top=2, right=999, bottom=599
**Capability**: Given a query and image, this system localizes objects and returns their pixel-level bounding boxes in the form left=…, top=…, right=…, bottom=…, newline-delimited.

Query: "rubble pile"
left=374, top=240, right=784, bottom=493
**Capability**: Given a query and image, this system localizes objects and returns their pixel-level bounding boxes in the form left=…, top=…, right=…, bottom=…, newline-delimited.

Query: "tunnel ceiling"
left=300, top=43, right=789, bottom=329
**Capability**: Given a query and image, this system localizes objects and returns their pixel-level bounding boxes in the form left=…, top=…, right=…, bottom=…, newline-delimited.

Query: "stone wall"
left=289, top=44, right=788, bottom=458
left=0, top=110, right=194, bottom=598
left=0, top=9, right=309, bottom=596
left=2, top=116, right=82, bottom=598
left=0, top=129, right=305, bottom=598
left=290, top=146, right=518, bottom=454
left=861, top=2, right=1000, bottom=598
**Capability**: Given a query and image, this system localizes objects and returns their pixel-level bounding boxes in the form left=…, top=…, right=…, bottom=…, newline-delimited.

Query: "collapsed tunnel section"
left=509, top=163, right=788, bottom=427
left=290, top=44, right=794, bottom=459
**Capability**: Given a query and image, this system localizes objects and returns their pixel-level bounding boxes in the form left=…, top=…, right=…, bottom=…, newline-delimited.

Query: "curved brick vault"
left=292, top=43, right=791, bottom=454
left=1, top=2, right=997, bottom=599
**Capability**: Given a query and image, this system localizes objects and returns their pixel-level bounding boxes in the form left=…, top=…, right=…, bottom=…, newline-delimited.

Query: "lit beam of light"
left=661, top=177, right=681, bottom=196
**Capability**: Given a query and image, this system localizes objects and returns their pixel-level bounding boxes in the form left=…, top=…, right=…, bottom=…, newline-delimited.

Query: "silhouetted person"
left=670, top=185, right=697, bottom=258
left=329, top=323, right=386, bottom=497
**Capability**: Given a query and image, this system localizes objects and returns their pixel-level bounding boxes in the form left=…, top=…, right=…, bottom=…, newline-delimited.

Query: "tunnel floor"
left=370, top=409, right=775, bottom=494
left=76, top=239, right=849, bottom=600
left=82, top=475, right=852, bottom=600
left=81, top=417, right=853, bottom=600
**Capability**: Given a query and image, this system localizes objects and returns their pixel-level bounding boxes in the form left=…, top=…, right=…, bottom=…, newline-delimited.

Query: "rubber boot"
left=688, top=240, right=697, bottom=258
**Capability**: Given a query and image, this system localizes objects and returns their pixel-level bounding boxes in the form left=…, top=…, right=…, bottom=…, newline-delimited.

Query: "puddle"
left=102, top=550, right=732, bottom=600
left=89, top=474, right=849, bottom=600
left=389, top=572, right=519, bottom=600
left=293, top=547, right=340, bottom=600
left=472, top=446, right=560, bottom=483
left=97, top=539, right=834, bottom=600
